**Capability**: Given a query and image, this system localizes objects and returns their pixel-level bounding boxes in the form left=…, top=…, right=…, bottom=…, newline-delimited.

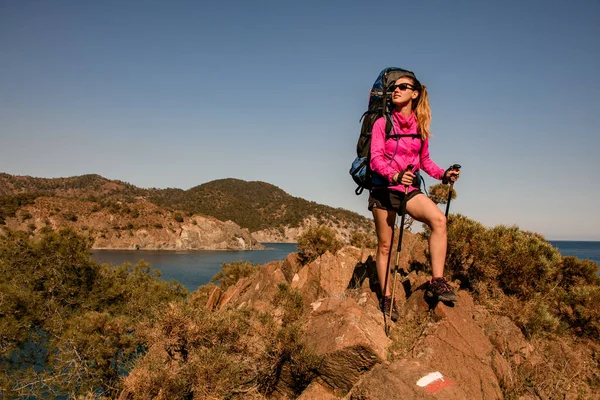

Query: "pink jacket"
left=370, top=111, right=445, bottom=192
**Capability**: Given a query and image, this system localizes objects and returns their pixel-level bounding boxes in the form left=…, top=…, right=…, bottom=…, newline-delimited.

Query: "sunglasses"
left=388, top=83, right=416, bottom=92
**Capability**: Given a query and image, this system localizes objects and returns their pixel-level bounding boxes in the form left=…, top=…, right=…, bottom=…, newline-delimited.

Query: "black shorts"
left=368, top=188, right=423, bottom=212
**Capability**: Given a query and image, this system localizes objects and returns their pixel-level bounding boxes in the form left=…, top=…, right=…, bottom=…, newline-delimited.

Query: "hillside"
left=1, top=196, right=261, bottom=250
left=147, top=178, right=373, bottom=239
left=0, top=173, right=374, bottom=244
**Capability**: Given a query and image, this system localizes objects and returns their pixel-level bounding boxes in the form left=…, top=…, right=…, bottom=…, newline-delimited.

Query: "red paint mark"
left=424, top=378, right=455, bottom=393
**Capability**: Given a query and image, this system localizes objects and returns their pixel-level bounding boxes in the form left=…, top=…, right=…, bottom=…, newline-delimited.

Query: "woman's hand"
left=443, top=168, right=460, bottom=184
left=393, top=169, right=415, bottom=186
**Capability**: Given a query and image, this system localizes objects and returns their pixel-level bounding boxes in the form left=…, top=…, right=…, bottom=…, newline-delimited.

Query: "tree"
left=428, top=183, right=456, bottom=206
left=296, top=225, right=343, bottom=264
left=0, top=228, right=187, bottom=398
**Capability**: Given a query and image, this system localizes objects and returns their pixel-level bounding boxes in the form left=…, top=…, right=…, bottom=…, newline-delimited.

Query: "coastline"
left=90, top=242, right=296, bottom=252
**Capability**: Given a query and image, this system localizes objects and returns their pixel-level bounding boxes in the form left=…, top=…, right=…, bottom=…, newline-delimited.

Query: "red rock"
left=297, top=381, right=338, bottom=399
left=348, top=359, right=470, bottom=399
left=411, top=292, right=503, bottom=399
left=304, top=297, right=390, bottom=392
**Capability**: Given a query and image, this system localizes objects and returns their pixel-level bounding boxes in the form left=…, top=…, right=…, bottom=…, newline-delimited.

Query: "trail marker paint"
left=416, top=372, right=443, bottom=387
left=416, top=372, right=455, bottom=393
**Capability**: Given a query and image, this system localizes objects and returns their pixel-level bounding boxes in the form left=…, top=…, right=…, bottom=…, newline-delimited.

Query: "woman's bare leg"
left=405, top=193, right=447, bottom=278
left=372, top=207, right=396, bottom=297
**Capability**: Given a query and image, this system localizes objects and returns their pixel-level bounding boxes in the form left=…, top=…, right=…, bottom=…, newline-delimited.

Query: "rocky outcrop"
left=203, top=238, right=539, bottom=399
left=3, top=196, right=263, bottom=250
left=349, top=359, right=471, bottom=399
left=251, top=217, right=374, bottom=244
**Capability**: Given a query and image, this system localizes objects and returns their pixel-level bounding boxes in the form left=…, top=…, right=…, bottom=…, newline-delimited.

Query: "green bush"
left=297, top=225, right=343, bottom=264
left=210, top=261, right=260, bottom=290
left=350, top=231, right=377, bottom=249
left=273, top=283, right=304, bottom=325
left=436, top=214, right=600, bottom=339
left=123, top=297, right=320, bottom=399
left=554, top=257, right=600, bottom=337
left=0, top=228, right=187, bottom=398
left=0, top=193, right=38, bottom=225
left=442, top=214, right=561, bottom=299
left=428, top=183, right=455, bottom=205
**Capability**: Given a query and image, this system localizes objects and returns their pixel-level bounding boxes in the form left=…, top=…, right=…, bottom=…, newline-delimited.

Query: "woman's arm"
left=420, top=138, right=445, bottom=180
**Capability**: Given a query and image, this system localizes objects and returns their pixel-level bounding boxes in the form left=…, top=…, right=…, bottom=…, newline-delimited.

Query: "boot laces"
left=431, top=277, right=453, bottom=294
left=381, top=296, right=397, bottom=312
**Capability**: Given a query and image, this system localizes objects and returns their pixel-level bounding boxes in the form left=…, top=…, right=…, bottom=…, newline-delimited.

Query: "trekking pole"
left=382, top=218, right=395, bottom=336
left=444, top=164, right=461, bottom=218
left=387, top=164, right=414, bottom=333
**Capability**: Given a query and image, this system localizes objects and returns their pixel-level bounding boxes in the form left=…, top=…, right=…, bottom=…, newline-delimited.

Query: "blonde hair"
left=413, top=83, right=431, bottom=139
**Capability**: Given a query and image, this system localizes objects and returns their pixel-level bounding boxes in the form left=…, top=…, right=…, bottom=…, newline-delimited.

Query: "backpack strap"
left=386, top=133, right=421, bottom=139
left=384, top=114, right=422, bottom=140
left=385, top=113, right=393, bottom=136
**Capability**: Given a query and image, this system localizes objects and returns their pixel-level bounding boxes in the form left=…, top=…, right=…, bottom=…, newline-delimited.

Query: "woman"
left=369, top=71, right=460, bottom=321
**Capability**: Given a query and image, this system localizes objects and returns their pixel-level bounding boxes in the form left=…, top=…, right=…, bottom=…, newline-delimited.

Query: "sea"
left=90, top=243, right=298, bottom=292
left=90, top=241, right=600, bottom=292
left=548, top=240, right=600, bottom=266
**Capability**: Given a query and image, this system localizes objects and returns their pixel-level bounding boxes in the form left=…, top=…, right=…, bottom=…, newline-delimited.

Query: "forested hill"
left=0, top=174, right=372, bottom=234
left=0, top=173, right=141, bottom=197
left=147, top=178, right=370, bottom=232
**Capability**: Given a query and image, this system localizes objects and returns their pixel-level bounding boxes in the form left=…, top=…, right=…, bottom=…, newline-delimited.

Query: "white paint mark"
left=311, top=301, right=322, bottom=311
left=416, top=372, right=444, bottom=387
left=292, top=273, right=300, bottom=282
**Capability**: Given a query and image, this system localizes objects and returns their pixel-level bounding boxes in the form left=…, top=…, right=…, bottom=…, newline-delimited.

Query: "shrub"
left=505, top=337, right=600, bottom=399
left=350, top=231, right=377, bottom=249
left=123, top=299, right=320, bottom=399
left=273, top=283, right=304, bottom=325
left=210, top=261, right=260, bottom=290
left=0, top=228, right=187, bottom=398
left=428, top=183, right=455, bottom=205
left=441, top=214, right=561, bottom=299
left=173, top=212, right=184, bottom=223
left=62, top=211, right=78, bottom=222
left=297, top=225, right=343, bottom=264
left=437, top=214, right=600, bottom=339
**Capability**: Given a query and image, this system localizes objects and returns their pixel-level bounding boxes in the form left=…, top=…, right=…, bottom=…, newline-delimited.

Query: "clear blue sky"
left=1, top=0, right=599, bottom=240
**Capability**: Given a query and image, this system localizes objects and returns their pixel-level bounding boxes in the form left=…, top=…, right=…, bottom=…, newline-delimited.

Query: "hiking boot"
left=426, top=277, right=457, bottom=302
left=380, top=296, right=399, bottom=322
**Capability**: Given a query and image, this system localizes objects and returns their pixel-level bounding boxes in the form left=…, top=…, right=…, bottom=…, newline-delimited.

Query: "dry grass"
left=387, top=311, right=432, bottom=361
left=503, top=336, right=600, bottom=399
left=123, top=284, right=321, bottom=399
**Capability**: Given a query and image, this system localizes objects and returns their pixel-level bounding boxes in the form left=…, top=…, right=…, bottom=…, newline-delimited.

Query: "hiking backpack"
left=349, top=67, right=422, bottom=195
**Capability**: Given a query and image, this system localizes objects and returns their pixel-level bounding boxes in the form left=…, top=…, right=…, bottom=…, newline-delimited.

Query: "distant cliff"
left=1, top=196, right=261, bottom=250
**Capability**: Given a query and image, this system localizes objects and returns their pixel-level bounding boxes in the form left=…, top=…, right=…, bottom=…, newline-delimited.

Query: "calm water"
left=90, top=241, right=600, bottom=292
left=549, top=240, right=600, bottom=265
left=90, top=243, right=298, bottom=292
